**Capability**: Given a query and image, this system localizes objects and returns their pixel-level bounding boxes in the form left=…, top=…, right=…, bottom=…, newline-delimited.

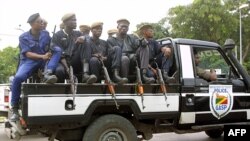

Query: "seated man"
left=107, top=19, right=139, bottom=83
left=53, top=13, right=96, bottom=84
left=194, top=50, right=217, bottom=81
left=10, top=13, right=61, bottom=121
left=137, top=24, right=173, bottom=83
left=88, top=22, right=109, bottom=82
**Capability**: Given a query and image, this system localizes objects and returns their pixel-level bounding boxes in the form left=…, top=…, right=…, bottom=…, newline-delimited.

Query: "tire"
left=82, top=114, right=137, bottom=141
left=205, top=129, right=223, bottom=138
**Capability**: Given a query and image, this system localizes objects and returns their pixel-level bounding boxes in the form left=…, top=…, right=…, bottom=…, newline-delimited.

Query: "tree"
left=0, top=47, right=19, bottom=83
left=167, top=0, right=250, bottom=73
left=167, top=0, right=238, bottom=45
left=135, top=21, right=170, bottom=39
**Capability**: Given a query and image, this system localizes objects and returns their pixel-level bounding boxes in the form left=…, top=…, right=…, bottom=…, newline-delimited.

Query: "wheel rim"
left=99, top=128, right=127, bottom=141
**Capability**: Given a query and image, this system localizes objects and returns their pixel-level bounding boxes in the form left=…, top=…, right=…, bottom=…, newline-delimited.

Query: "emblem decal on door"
left=209, top=85, right=233, bottom=119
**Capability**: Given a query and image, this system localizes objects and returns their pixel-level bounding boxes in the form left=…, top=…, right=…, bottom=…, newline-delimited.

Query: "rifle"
left=63, top=52, right=77, bottom=110
left=98, top=56, right=119, bottom=109
left=135, top=58, right=145, bottom=109
left=153, top=58, right=169, bottom=107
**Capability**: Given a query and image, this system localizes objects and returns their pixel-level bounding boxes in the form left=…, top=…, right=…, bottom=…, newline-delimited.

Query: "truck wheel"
left=82, top=114, right=137, bottom=141
left=205, top=129, right=223, bottom=138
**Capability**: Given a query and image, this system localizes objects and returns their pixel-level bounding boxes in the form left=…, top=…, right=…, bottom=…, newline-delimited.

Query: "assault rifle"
left=98, top=56, right=119, bottom=109
left=135, top=57, right=145, bottom=109
left=153, top=58, right=169, bottom=107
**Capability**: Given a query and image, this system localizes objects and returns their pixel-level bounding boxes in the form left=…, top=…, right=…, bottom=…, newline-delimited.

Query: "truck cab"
left=5, top=38, right=250, bottom=141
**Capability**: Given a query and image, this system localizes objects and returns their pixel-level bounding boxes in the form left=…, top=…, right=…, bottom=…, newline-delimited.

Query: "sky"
left=0, top=0, right=193, bottom=50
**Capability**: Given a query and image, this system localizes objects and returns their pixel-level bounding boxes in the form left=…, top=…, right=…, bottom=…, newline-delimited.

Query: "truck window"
left=193, top=47, right=235, bottom=80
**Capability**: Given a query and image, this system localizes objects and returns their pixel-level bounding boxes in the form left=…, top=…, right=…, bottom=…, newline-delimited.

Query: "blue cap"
left=27, top=13, right=40, bottom=24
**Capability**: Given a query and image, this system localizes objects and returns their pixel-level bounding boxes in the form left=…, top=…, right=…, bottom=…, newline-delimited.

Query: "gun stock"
left=100, top=58, right=119, bottom=109
left=135, top=59, right=145, bottom=109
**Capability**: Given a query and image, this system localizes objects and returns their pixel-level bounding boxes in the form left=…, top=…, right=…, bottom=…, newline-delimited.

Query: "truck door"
left=191, top=46, right=248, bottom=125
left=178, top=44, right=249, bottom=126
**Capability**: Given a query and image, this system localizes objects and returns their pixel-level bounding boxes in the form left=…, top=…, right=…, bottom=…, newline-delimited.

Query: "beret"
left=90, top=22, right=103, bottom=29
left=139, top=24, right=153, bottom=32
left=107, top=29, right=118, bottom=34
left=27, top=13, right=40, bottom=24
left=61, top=13, right=75, bottom=22
left=117, top=18, right=130, bottom=25
left=79, top=25, right=90, bottom=30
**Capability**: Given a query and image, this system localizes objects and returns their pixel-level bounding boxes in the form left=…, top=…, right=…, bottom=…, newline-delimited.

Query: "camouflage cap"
left=90, top=22, right=103, bottom=29
left=61, top=13, right=75, bottom=22
left=117, top=18, right=130, bottom=25
left=139, top=24, right=153, bottom=32
left=107, top=29, right=118, bottom=34
left=27, top=13, right=40, bottom=24
left=79, top=24, right=90, bottom=31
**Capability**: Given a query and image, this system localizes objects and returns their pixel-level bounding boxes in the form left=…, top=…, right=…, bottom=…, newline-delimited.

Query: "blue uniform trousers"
left=11, top=46, right=61, bottom=106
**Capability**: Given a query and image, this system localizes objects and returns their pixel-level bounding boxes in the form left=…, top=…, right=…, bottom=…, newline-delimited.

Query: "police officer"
left=194, top=50, right=217, bottom=81
left=88, top=22, right=109, bottom=82
left=107, top=29, right=118, bottom=38
left=107, top=19, right=139, bottom=83
left=10, top=13, right=61, bottom=121
left=53, top=13, right=96, bottom=83
left=79, top=25, right=90, bottom=35
left=137, top=24, right=173, bottom=83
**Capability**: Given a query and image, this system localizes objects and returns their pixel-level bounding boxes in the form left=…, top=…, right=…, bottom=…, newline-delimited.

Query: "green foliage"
left=166, top=0, right=250, bottom=73
left=135, top=22, right=170, bottom=39
left=168, top=0, right=238, bottom=45
left=0, top=47, right=19, bottom=83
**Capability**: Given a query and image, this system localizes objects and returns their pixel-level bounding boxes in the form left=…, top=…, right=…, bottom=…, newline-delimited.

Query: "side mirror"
left=223, top=39, right=235, bottom=51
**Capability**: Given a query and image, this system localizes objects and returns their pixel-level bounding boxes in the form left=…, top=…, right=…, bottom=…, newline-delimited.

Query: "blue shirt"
left=19, top=30, right=51, bottom=60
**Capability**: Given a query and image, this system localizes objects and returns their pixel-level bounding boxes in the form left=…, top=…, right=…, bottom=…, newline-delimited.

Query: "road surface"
left=0, top=123, right=223, bottom=141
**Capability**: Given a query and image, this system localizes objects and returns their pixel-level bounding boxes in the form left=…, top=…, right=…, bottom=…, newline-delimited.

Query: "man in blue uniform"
left=53, top=13, right=96, bottom=83
left=10, top=13, right=61, bottom=121
left=107, top=19, right=139, bottom=83
left=137, top=24, right=172, bottom=83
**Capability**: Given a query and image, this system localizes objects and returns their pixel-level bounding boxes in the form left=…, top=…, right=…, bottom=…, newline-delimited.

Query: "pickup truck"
left=4, top=38, right=250, bottom=141
left=0, top=84, right=10, bottom=118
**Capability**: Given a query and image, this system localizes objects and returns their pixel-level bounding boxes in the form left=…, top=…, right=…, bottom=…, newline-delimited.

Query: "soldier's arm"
left=107, top=37, right=115, bottom=48
left=19, top=36, right=51, bottom=60
left=196, top=67, right=217, bottom=81
left=130, top=34, right=140, bottom=49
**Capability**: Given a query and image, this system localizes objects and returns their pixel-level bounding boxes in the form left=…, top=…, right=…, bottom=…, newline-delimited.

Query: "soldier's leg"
left=10, top=60, right=42, bottom=121
left=43, top=46, right=62, bottom=83
left=79, top=44, right=97, bottom=84
left=110, top=46, right=128, bottom=84
left=55, top=63, right=66, bottom=83
left=89, top=57, right=102, bottom=82
left=121, top=56, right=130, bottom=78
left=156, top=53, right=174, bottom=83
left=137, top=47, right=155, bottom=84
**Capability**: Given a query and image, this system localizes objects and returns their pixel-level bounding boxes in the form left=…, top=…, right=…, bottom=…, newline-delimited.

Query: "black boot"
left=142, top=69, right=155, bottom=84
left=82, top=62, right=97, bottom=84
left=113, top=69, right=128, bottom=84
left=162, top=70, right=175, bottom=83
left=10, top=105, right=20, bottom=122
left=43, top=69, right=57, bottom=84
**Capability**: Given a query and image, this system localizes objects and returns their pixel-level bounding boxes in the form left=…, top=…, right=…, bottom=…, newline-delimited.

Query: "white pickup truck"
left=4, top=38, right=250, bottom=141
left=0, top=84, right=10, bottom=117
